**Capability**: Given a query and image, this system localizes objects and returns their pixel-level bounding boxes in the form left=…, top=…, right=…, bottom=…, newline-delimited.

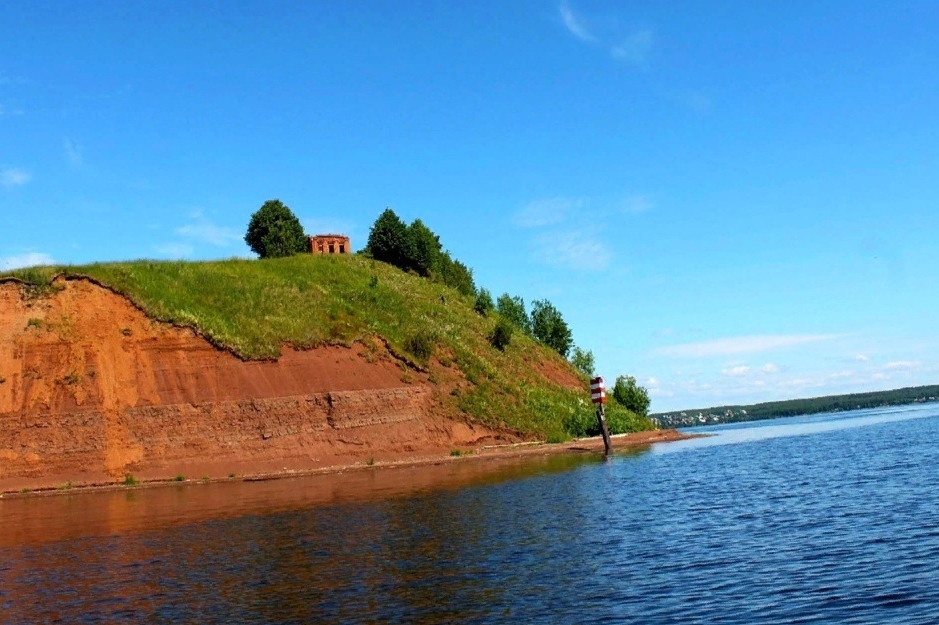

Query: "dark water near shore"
left=3, top=405, right=939, bottom=624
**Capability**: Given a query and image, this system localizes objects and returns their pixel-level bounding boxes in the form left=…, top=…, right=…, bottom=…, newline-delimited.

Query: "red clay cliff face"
left=0, top=279, right=510, bottom=491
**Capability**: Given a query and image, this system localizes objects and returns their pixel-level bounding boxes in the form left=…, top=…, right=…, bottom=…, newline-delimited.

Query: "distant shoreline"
left=654, top=387, right=939, bottom=428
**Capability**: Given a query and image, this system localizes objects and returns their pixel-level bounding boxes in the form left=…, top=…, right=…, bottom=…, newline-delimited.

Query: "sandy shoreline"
left=0, top=429, right=696, bottom=499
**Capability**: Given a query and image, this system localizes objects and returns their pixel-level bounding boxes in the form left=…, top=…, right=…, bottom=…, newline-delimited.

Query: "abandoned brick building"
left=308, top=234, right=351, bottom=255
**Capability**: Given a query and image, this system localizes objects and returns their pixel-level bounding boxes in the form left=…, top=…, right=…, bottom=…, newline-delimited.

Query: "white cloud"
left=761, top=363, right=779, bottom=374
left=514, top=197, right=583, bottom=228
left=722, top=366, right=750, bottom=377
left=153, top=243, right=194, bottom=259
left=0, top=252, right=54, bottom=271
left=855, top=354, right=870, bottom=362
left=885, top=360, right=920, bottom=370
left=531, top=229, right=610, bottom=271
left=64, top=139, right=83, bottom=168
left=176, top=214, right=242, bottom=246
left=559, top=2, right=595, bottom=42
left=656, top=334, right=840, bottom=358
left=621, top=194, right=652, bottom=214
left=646, top=377, right=660, bottom=388
left=1, top=168, right=31, bottom=187
left=611, top=29, right=654, bottom=66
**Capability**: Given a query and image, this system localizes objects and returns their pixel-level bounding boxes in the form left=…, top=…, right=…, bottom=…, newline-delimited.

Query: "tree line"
left=653, top=384, right=939, bottom=427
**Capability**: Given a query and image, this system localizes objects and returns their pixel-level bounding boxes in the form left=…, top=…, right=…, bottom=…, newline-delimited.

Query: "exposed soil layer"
left=0, top=279, right=513, bottom=491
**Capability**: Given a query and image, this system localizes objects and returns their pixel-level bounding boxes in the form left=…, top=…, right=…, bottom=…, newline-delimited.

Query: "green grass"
left=2, top=255, right=656, bottom=440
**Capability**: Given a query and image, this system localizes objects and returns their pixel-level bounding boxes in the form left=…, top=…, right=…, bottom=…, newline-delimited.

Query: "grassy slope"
left=4, top=255, right=653, bottom=440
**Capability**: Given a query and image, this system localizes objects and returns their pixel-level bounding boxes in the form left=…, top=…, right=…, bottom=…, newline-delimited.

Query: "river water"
left=2, top=405, right=939, bottom=624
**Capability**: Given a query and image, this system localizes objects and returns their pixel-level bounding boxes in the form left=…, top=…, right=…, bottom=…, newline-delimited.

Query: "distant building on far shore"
left=308, top=234, right=351, bottom=255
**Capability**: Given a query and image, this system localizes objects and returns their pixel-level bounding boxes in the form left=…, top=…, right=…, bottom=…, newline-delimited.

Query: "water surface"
left=2, top=405, right=939, bottom=623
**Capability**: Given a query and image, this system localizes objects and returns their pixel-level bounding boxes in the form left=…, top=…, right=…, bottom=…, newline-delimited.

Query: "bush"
left=489, top=318, right=513, bottom=351
left=530, top=299, right=573, bottom=358
left=612, top=375, right=651, bottom=416
left=570, top=347, right=595, bottom=377
left=245, top=199, right=307, bottom=259
left=405, top=330, right=435, bottom=362
left=496, top=293, right=531, bottom=334
left=474, top=288, right=494, bottom=316
left=437, top=252, right=475, bottom=297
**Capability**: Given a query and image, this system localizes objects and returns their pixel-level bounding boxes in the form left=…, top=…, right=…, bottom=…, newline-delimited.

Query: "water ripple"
left=2, top=406, right=939, bottom=623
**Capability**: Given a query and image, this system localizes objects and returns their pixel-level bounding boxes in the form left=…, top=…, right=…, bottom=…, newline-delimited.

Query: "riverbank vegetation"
left=2, top=203, right=655, bottom=440
left=653, top=385, right=939, bottom=427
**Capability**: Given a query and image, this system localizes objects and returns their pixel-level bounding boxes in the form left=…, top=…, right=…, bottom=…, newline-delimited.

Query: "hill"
left=0, top=255, right=653, bottom=489
left=652, top=385, right=939, bottom=428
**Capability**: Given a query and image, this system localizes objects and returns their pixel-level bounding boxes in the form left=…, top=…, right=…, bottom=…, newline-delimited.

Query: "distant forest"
left=653, top=385, right=939, bottom=428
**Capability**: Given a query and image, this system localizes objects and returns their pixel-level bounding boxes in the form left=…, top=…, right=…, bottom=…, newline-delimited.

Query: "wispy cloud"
left=64, top=139, right=83, bottom=168
left=176, top=212, right=242, bottom=246
left=653, top=328, right=675, bottom=338
left=722, top=366, right=750, bottom=377
left=656, top=334, right=840, bottom=358
left=855, top=354, right=870, bottom=362
left=0, top=252, right=54, bottom=271
left=611, top=29, right=653, bottom=66
left=514, top=197, right=583, bottom=228
left=531, top=229, right=610, bottom=271
left=621, top=194, right=652, bottom=214
left=559, top=1, right=595, bottom=43
left=1, top=167, right=31, bottom=187
left=885, top=360, right=920, bottom=370
left=558, top=2, right=653, bottom=67
left=760, top=363, right=780, bottom=374
left=153, top=243, right=194, bottom=259
left=0, top=105, right=24, bottom=118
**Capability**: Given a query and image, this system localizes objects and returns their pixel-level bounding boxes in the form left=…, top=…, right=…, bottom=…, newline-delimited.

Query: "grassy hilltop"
left=4, top=254, right=654, bottom=441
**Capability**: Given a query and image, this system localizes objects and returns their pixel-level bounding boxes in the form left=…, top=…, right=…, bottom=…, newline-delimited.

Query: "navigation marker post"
left=590, top=377, right=613, bottom=456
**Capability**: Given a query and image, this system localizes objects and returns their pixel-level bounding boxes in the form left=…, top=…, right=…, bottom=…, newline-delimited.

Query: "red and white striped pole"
left=590, top=377, right=612, bottom=455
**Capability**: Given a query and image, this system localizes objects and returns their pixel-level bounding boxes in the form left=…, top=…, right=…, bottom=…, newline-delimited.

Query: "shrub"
left=123, top=474, right=138, bottom=486
left=570, top=347, right=595, bottom=377
left=437, top=252, right=475, bottom=297
left=496, top=294, right=531, bottom=334
left=245, top=199, right=307, bottom=259
left=530, top=299, right=573, bottom=358
left=174, top=474, right=186, bottom=482
left=489, top=318, right=513, bottom=351
left=612, top=375, right=651, bottom=417
left=405, top=330, right=435, bottom=362
left=474, top=288, right=494, bottom=316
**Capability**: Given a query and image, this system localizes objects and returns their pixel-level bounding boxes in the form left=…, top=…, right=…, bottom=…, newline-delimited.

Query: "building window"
left=339, top=244, right=345, bottom=254
left=329, top=243, right=335, bottom=253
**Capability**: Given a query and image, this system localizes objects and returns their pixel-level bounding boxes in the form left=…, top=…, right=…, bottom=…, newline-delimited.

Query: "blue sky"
left=2, top=1, right=938, bottom=411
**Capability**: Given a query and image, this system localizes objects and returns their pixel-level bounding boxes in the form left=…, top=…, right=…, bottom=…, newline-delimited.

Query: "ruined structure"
left=308, top=234, right=351, bottom=255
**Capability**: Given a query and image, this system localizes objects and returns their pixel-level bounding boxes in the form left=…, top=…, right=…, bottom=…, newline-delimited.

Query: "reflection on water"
left=3, top=405, right=939, bottom=623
